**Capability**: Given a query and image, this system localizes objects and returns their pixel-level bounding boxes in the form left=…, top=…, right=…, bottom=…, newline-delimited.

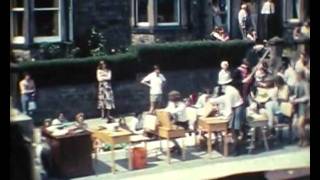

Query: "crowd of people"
left=210, top=0, right=309, bottom=44
left=138, top=48, right=310, bottom=154
left=18, top=46, right=310, bottom=156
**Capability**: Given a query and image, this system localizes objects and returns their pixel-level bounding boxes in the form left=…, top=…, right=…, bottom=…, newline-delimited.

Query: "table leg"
left=262, top=127, right=270, bottom=151
left=167, top=138, right=171, bottom=164
left=207, top=131, right=212, bottom=158
left=223, top=133, right=228, bottom=156
left=182, top=138, right=186, bottom=160
left=111, top=144, right=116, bottom=174
left=128, top=143, right=133, bottom=170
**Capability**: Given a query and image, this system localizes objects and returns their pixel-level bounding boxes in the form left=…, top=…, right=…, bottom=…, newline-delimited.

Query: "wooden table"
left=89, top=128, right=132, bottom=174
left=198, top=116, right=229, bottom=157
left=43, top=130, right=94, bottom=178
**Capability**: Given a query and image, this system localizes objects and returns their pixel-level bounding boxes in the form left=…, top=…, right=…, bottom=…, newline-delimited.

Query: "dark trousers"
left=261, top=14, right=274, bottom=40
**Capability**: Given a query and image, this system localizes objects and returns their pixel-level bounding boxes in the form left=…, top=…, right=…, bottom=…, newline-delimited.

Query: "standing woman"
left=260, top=0, right=275, bottom=40
left=96, top=61, right=115, bottom=122
left=19, top=73, right=36, bottom=116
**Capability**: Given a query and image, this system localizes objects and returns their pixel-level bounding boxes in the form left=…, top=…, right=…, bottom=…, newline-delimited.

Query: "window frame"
left=135, top=0, right=150, bottom=27
left=11, top=2, right=25, bottom=44
left=10, top=0, right=72, bottom=45
left=33, top=0, right=62, bottom=43
left=284, top=0, right=302, bottom=24
left=156, top=0, right=181, bottom=27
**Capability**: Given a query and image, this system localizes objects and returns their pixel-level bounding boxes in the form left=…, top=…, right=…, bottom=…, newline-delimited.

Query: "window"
left=132, top=0, right=182, bottom=28
left=11, top=0, right=25, bottom=44
left=157, top=0, right=180, bottom=26
left=210, top=0, right=230, bottom=33
left=10, top=0, right=71, bottom=45
left=34, top=0, right=61, bottom=42
left=285, top=0, right=302, bottom=23
left=136, top=0, right=149, bottom=26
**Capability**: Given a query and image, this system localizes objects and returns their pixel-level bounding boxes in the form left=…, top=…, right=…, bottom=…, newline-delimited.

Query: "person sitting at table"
left=165, top=90, right=188, bottom=155
left=185, top=87, right=213, bottom=133
left=51, top=113, right=68, bottom=125
left=74, top=112, right=87, bottom=129
left=265, top=75, right=290, bottom=129
left=194, top=87, right=212, bottom=109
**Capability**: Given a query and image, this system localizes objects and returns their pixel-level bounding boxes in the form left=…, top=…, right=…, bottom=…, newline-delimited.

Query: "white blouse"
left=97, top=69, right=112, bottom=82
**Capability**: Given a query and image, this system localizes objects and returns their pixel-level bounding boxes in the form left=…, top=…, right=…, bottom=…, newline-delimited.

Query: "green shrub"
left=136, top=40, right=254, bottom=71
left=10, top=40, right=254, bottom=86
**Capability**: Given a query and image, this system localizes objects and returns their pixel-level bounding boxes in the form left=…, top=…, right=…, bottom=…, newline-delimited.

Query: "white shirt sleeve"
left=238, top=10, right=246, bottom=26
left=165, top=102, right=176, bottom=113
left=209, top=95, right=226, bottom=105
left=271, top=3, right=275, bottom=14
left=141, top=73, right=152, bottom=83
left=160, top=74, right=166, bottom=82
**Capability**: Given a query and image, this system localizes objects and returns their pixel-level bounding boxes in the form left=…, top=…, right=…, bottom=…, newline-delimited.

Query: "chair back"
left=280, top=102, right=294, bottom=118
left=156, top=110, right=173, bottom=129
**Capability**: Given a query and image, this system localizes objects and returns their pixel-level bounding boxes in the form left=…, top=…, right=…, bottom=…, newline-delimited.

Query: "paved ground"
left=68, top=118, right=310, bottom=180
left=72, top=145, right=309, bottom=180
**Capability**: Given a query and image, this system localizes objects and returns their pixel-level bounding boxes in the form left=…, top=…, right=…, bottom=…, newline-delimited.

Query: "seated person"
left=293, top=23, right=303, bottom=40
left=164, top=90, right=188, bottom=155
left=265, top=76, right=290, bottom=129
left=185, top=88, right=213, bottom=131
left=51, top=113, right=68, bottom=125
left=253, top=61, right=273, bottom=88
left=74, top=112, right=88, bottom=129
left=194, top=88, right=212, bottom=109
left=210, top=26, right=230, bottom=42
left=210, top=26, right=220, bottom=40
left=247, top=28, right=257, bottom=42
left=300, top=20, right=310, bottom=38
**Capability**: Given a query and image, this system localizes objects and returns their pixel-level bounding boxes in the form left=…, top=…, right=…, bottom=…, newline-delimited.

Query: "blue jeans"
left=21, top=93, right=33, bottom=115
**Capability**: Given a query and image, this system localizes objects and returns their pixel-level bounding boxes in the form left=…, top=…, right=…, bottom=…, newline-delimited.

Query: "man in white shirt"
left=164, top=90, right=188, bottom=155
left=238, top=4, right=249, bottom=39
left=141, top=65, right=166, bottom=114
left=260, top=0, right=275, bottom=40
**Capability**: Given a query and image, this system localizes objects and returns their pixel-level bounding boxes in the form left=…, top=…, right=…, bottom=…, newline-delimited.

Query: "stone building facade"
left=11, top=0, right=309, bottom=61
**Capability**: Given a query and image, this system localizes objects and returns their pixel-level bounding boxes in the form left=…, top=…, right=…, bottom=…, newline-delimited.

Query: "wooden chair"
left=247, top=112, right=270, bottom=154
left=155, top=110, right=186, bottom=164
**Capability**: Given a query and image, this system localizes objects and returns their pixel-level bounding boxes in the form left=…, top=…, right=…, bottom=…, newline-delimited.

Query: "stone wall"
left=23, top=68, right=220, bottom=123
left=73, top=0, right=131, bottom=55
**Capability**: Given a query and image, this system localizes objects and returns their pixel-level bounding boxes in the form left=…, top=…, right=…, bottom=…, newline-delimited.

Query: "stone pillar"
left=149, top=0, right=156, bottom=28
left=230, top=0, right=241, bottom=39
left=180, top=0, right=189, bottom=28
left=202, top=0, right=212, bottom=36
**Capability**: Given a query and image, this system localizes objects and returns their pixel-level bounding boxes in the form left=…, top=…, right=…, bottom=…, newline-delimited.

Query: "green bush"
left=10, top=40, right=254, bottom=86
left=136, top=40, right=254, bottom=71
